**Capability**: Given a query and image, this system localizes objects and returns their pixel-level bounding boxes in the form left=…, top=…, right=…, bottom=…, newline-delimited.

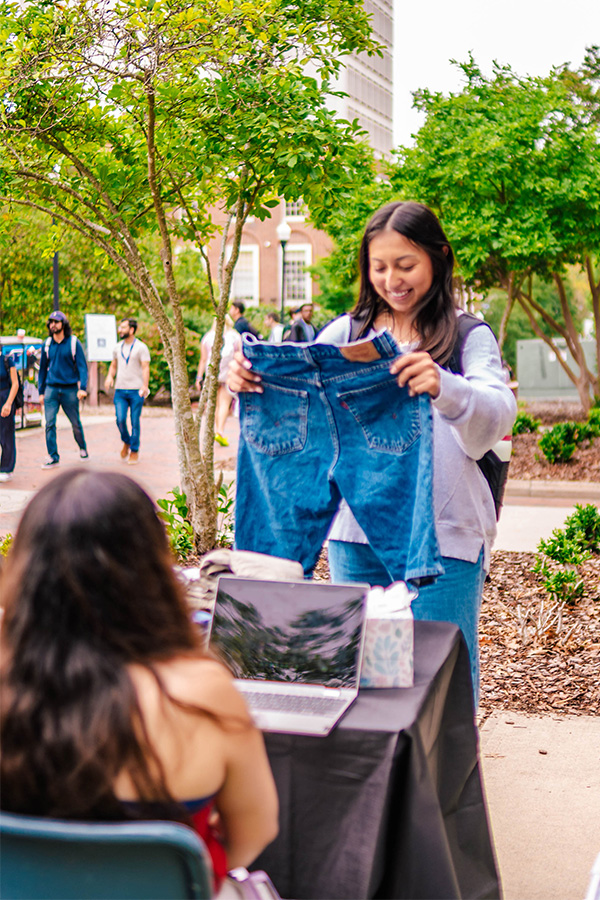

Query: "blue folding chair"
left=0, top=811, right=214, bottom=899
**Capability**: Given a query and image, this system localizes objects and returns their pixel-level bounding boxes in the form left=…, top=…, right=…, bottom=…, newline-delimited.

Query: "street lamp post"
left=52, top=218, right=60, bottom=311
left=276, top=219, right=291, bottom=326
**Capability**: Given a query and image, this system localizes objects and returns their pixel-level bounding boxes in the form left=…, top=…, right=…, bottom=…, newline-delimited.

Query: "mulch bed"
left=480, top=551, right=600, bottom=719
left=480, top=401, right=600, bottom=718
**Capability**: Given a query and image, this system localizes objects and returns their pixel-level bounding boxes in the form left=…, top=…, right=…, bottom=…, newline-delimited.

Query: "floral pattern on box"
left=360, top=614, right=414, bottom=688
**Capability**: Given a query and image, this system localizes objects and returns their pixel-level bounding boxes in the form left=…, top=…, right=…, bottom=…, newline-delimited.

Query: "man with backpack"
left=38, top=311, right=89, bottom=469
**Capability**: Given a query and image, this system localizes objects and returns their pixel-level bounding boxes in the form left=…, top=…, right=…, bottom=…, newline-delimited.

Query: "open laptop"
left=210, top=576, right=369, bottom=736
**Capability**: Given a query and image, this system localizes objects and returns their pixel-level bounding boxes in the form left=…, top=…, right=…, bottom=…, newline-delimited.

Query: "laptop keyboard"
left=241, top=689, right=347, bottom=716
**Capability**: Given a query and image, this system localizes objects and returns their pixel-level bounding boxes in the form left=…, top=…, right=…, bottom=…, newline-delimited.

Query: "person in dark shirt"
left=229, top=301, right=260, bottom=338
left=287, top=302, right=316, bottom=342
left=0, top=348, right=20, bottom=482
left=37, top=311, right=89, bottom=469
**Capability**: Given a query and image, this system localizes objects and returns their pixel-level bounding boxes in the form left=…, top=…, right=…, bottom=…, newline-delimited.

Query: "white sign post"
left=85, top=314, right=117, bottom=362
left=84, top=314, right=117, bottom=408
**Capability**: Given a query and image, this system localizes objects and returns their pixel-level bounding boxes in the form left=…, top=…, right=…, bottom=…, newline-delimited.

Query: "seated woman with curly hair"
left=0, top=469, right=278, bottom=891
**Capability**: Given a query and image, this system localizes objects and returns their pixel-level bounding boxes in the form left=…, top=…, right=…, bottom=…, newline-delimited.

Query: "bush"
left=536, top=529, right=591, bottom=566
left=512, top=412, right=541, bottom=434
left=587, top=406, right=600, bottom=438
left=538, top=423, right=578, bottom=463
left=534, top=564, right=585, bottom=605
left=533, top=505, right=599, bottom=605
left=140, top=321, right=201, bottom=399
left=157, top=488, right=195, bottom=561
left=564, top=504, right=600, bottom=551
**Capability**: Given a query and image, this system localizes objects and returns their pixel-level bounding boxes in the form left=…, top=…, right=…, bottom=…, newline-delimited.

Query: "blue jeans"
left=0, top=387, right=16, bottom=473
left=44, top=385, right=87, bottom=462
left=235, top=333, right=443, bottom=585
left=114, top=389, right=144, bottom=452
left=328, top=540, right=485, bottom=700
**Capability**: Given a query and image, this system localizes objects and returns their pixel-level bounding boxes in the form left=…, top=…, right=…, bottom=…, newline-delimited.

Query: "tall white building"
left=330, top=0, right=394, bottom=156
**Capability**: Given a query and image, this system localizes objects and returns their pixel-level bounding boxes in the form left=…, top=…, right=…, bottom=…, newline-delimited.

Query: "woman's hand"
left=390, top=351, right=441, bottom=399
left=227, top=351, right=263, bottom=394
left=1, top=401, right=11, bottom=418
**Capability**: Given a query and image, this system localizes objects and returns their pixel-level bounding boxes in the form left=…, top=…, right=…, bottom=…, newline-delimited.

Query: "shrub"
left=534, top=564, right=585, bottom=605
left=587, top=406, right=600, bottom=438
left=564, top=504, right=600, bottom=551
left=538, top=423, right=578, bottom=463
left=533, top=506, right=599, bottom=606
left=157, top=487, right=195, bottom=561
left=512, top=412, right=541, bottom=434
left=216, top=480, right=235, bottom=548
left=536, top=529, right=591, bottom=566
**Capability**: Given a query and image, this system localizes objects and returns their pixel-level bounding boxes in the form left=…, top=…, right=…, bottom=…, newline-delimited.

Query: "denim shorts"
left=235, top=334, right=443, bottom=585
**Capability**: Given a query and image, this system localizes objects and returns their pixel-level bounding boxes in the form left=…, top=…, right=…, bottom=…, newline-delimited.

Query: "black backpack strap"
left=446, top=312, right=496, bottom=374
left=348, top=315, right=367, bottom=342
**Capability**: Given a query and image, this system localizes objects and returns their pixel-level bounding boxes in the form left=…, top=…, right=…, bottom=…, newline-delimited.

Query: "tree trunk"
left=498, top=272, right=516, bottom=349
left=516, top=291, right=596, bottom=415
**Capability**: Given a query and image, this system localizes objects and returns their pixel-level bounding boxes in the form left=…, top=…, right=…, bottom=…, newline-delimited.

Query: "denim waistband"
left=241, top=332, right=401, bottom=384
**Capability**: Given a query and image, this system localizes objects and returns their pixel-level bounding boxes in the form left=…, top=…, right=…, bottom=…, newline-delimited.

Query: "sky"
left=393, top=0, right=599, bottom=147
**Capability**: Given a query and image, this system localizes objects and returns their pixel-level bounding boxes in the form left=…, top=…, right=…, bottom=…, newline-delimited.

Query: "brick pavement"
left=0, top=405, right=238, bottom=538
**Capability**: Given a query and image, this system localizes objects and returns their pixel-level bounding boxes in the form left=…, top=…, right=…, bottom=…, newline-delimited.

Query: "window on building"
left=285, top=199, right=306, bottom=220
left=230, top=245, right=259, bottom=306
left=283, top=245, right=312, bottom=304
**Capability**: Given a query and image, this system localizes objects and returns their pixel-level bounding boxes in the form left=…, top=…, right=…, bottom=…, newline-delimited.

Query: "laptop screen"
left=211, top=577, right=367, bottom=689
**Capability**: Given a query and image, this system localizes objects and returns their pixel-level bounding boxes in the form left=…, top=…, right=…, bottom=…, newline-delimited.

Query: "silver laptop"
left=210, top=576, right=369, bottom=736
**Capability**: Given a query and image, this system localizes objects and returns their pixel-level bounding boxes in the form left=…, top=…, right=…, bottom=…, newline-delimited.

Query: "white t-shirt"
left=202, top=328, right=239, bottom=383
left=113, top=338, right=151, bottom=391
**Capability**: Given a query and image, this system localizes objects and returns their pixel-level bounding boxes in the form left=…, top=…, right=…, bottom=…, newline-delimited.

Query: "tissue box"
left=360, top=609, right=414, bottom=688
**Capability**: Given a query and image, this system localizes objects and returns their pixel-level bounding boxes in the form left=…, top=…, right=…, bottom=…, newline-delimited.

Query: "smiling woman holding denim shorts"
left=228, top=201, right=517, bottom=701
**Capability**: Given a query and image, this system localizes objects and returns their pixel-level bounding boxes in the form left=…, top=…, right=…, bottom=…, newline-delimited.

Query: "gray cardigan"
left=316, top=314, right=517, bottom=571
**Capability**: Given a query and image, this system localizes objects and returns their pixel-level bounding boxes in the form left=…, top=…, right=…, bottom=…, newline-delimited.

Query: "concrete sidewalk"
left=480, top=713, right=600, bottom=900
left=2, top=409, right=599, bottom=899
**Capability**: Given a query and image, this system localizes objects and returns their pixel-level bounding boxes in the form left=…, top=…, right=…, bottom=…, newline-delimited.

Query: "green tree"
left=391, top=51, right=600, bottom=411
left=0, top=207, right=140, bottom=335
left=0, top=0, right=376, bottom=549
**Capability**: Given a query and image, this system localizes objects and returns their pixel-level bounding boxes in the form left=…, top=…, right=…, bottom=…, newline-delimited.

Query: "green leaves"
left=391, top=55, right=600, bottom=287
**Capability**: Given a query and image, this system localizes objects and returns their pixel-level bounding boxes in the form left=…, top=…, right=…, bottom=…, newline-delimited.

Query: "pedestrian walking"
left=0, top=347, right=20, bottom=483
left=229, top=301, right=260, bottom=338
left=38, top=311, right=89, bottom=469
left=104, top=318, right=151, bottom=465
left=196, top=317, right=240, bottom=447
left=264, top=312, right=285, bottom=343
left=285, top=302, right=315, bottom=341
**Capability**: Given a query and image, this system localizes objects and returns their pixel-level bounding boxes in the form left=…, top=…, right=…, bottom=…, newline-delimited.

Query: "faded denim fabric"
left=235, top=333, right=443, bottom=586
left=114, top=388, right=144, bottom=452
left=44, top=385, right=87, bottom=462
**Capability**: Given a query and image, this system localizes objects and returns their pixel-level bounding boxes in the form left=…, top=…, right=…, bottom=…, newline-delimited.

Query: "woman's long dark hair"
left=0, top=470, right=207, bottom=820
left=352, top=201, right=458, bottom=364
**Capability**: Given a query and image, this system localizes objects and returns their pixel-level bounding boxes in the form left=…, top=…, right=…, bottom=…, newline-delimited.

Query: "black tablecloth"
left=252, top=620, right=501, bottom=900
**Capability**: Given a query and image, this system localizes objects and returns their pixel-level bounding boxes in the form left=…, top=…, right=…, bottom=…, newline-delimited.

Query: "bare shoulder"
left=141, top=655, right=251, bottom=720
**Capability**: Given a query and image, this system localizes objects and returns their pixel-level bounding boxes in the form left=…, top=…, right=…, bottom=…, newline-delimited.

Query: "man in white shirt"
left=264, top=312, right=285, bottom=343
left=104, top=318, right=151, bottom=465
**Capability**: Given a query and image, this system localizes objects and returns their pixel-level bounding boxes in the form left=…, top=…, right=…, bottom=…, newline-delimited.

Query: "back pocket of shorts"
left=242, top=383, right=309, bottom=457
left=337, top=379, right=421, bottom=454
